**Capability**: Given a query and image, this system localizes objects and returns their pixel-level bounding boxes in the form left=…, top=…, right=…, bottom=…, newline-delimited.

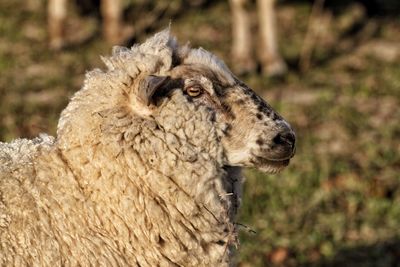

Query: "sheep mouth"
left=254, top=157, right=291, bottom=174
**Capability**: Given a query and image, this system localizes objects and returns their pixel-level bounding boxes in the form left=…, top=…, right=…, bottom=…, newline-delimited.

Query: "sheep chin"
left=256, top=159, right=290, bottom=174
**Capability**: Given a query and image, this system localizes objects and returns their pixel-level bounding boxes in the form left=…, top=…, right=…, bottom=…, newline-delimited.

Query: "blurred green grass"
left=0, top=1, right=399, bottom=266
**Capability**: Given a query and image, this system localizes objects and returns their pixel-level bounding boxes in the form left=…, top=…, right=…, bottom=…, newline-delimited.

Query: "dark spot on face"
left=257, top=104, right=271, bottom=117
left=272, top=112, right=279, bottom=121
left=213, top=83, right=227, bottom=97
left=250, top=93, right=260, bottom=104
left=242, top=88, right=252, bottom=96
left=210, top=113, right=216, bottom=122
left=216, top=240, right=226, bottom=246
left=184, top=95, right=193, bottom=103
left=205, top=107, right=216, bottom=122
left=256, top=138, right=264, bottom=146
left=223, top=123, right=232, bottom=137
left=221, top=103, right=232, bottom=113
left=220, top=102, right=236, bottom=119
left=259, top=101, right=268, bottom=108
left=256, top=113, right=263, bottom=120
left=236, top=99, right=245, bottom=105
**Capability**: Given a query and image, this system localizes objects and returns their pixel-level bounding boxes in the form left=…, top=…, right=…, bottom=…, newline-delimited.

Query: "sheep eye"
left=186, top=85, right=203, bottom=97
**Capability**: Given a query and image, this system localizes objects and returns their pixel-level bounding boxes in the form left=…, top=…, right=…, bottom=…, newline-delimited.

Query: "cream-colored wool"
left=0, top=30, right=295, bottom=266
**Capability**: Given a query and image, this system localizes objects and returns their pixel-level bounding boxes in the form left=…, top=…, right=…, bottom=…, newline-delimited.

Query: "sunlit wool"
left=0, top=30, right=294, bottom=266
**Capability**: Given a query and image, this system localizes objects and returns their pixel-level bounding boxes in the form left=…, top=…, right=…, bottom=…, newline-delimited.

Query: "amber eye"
left=186, top=85, right=203, bottom=97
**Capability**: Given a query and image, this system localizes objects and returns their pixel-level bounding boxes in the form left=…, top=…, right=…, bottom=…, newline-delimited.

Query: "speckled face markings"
left=235, top=99, right=245, bottom=105
left=179, top=70, right=296, bottom=173
left=255, top=137, right=264, bottom=145
left=163, top=59, right=295, bottom=174
left=236, top=80, right=282, bottom=122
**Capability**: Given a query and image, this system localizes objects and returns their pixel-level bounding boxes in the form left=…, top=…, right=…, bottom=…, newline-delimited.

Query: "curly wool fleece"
left=0, top=30, right=295, bottom=266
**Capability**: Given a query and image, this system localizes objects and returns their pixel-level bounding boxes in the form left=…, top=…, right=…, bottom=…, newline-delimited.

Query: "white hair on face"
left=183, top=48, right=236, bottom=85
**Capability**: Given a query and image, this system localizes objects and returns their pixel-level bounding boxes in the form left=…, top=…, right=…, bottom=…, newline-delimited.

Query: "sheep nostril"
left=273, top=130, right=296, bottom=148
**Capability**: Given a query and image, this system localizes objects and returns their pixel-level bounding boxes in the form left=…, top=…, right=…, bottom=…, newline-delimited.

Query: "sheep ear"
left=137, top=75, right=169, bottom=106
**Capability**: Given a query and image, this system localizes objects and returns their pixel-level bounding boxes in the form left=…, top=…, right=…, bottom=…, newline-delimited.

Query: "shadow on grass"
left=306, top=238, right=400, bottom=267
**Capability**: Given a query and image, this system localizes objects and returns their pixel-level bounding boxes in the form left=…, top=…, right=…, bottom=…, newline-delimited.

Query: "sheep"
left=230, top=0, right=287, bottom=76
left=0, top=30, right=295, bottom=266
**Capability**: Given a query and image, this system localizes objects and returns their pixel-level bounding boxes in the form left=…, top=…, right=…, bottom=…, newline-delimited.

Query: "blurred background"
left=0, top=0, right=399, bottom=266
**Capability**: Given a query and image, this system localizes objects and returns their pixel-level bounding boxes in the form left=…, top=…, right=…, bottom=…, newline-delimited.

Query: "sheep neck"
left=48, top=79, right=244, bottom=265
left=41, top=134, right=243, bottom=266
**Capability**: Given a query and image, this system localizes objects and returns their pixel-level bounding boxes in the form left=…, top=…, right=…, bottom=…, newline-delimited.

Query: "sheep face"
left=69, top=31, right=295, bottom=175
left=218, top=81, right=295, bottom=174
left=137, top=63, right=295, bottom=174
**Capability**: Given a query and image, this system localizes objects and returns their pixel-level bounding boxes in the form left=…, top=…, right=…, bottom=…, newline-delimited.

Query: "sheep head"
left=166, top=64, right=295, bottom=174
left=127, top=31, right=295, bottom=174
left=58, top=30, right=295, bottom=174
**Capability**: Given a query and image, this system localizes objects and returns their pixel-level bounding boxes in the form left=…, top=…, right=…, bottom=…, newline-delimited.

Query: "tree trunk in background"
left=101, top=0, right=122, bottom=44
left=48, top=0, right=67, bottom=50
left=257, top=0, right=287, bottom=76
left=230, top=0, right=255, bottom=74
